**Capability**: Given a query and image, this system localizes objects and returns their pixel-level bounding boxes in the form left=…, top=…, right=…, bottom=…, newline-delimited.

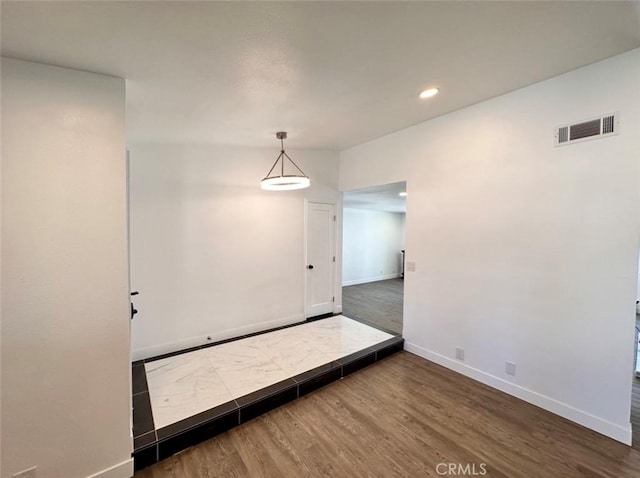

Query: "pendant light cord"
left=262, top=132, right=309, bottom=180
left=280, top=136, right=286, bottom=176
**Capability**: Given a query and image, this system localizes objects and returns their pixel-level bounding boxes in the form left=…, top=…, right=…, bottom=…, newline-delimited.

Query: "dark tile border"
left=134, top=431, right=157, bottom=451
left=236, top=378, right=298, bottom=408
left=375, top=338, right=405, bottom=361
left=133, top=444, right=158, bottom=473
left=132, top=362, right=148, bottom=396
left=132, top=391, right=155, bottom=438
left=156, top=400, right=239, bottom=441
left=132, top=335, right=404, bottom=471
left=297, top=365, right=343, bottom=398
left=341, top=351, right=377, bottom=377
left=305, top=312, right=336, bottom=322
left=158, top=409, right=240, bottom=461
left=337, top=345, right=379, bottom=365
left=239, top=385, right=299, bottom=423
left=291, top=361, right=342, bottom=384
left=148, top=344, right=205, bottom=363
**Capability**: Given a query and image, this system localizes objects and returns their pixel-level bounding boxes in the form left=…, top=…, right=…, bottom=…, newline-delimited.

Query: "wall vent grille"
left=555, top=112, right=618, bottom=147
left=558, top=126, right=568, bottom=144
left=602, top=114, right=615, bottom=134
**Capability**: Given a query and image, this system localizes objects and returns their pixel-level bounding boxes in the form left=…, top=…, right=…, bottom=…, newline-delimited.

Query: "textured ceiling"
left=2, top=1, right=639, bottom=150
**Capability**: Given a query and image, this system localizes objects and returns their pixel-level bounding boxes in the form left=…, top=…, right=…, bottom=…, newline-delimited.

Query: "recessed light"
left=399, top=192, right=407, bottom=197
left=419, top=88, right=439, bottom=99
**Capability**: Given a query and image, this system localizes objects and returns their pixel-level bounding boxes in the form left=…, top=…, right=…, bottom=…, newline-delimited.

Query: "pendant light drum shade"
left=261, top=132, right=310, bottom=191
left=261, top=175, right=310, bottom=190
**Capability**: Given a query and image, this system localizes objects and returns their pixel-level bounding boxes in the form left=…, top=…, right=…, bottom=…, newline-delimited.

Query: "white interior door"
left=126, top=150, right=135, bottom=437
left=306, top=202, right=335, bottom=318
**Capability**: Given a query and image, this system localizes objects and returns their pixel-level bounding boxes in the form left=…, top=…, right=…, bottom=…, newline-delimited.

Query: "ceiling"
left=344, top=182, right=407, bottom=213
left=2, top=1, right=639, bottom=150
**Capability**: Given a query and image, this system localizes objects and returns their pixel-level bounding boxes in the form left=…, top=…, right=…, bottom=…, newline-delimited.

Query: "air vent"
left=558, top=126, right=568, bottom=144
left=602, top=114, right=615, bottom=134
left=570, top=119, right=601, bottom=141
left=554, top=112, right=618, bottom=147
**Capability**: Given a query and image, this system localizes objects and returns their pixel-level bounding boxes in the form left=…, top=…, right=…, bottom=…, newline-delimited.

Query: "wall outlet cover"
left=455, top=347, right=465, bottom=361
left=506, top=361, right=516, bottom=376
left=406, top=261, right=416, bottom=272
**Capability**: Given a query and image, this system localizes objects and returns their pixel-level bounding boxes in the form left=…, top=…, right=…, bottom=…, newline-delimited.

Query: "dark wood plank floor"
left=632, top=315, right=640, bottom=451
left=136, top=351, right=640, bottom=478
left=342, top=278, right=403, bottom=334
left=632, top=376, right=640, bottom=451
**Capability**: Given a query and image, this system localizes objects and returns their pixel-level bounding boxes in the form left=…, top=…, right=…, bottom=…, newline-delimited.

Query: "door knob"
left=130, top=291, right=139, bottom=320
left=307, top=265, right=314, bottom=270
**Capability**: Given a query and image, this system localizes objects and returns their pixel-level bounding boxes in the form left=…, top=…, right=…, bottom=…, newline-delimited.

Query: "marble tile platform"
left=132, top=315, right=404, bottom=471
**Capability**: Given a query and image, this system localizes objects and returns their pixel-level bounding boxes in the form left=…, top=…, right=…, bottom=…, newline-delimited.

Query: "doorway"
left=341, top=181, right=406, bottom=334
left=631, top=257, right=640, bottom=450
left=305, top=201, right=336, bottom=318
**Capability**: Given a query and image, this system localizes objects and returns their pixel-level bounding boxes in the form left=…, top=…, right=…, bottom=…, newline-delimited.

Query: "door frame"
left=126, top=149, right=134, bottom=444
left=303, top=199, right=340, bottom=318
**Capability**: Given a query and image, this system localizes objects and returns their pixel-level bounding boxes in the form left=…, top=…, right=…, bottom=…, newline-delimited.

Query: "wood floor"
left=135, top=351, right=640, bottom=478
left=632, top=376, right=640, bottom=451
left=342, top=278, right=403, bottom=334
left=632, top=315, right=640, bottom=451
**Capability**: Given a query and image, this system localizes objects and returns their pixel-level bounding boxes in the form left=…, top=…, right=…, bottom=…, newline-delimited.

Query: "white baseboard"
left=86, top=459, right=133, bottom=478
left=132, top=314, right=305, bottom=361
left=343, top=273, right=401, bottom=287
left=404, top=341, right=632, bottom=446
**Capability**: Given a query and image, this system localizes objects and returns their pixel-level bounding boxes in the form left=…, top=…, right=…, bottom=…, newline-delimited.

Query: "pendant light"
left=261, top=132, right=310, bottom=191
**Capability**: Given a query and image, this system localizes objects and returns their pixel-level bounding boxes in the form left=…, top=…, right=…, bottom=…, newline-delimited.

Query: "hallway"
left=342, top=278, right=403, bottom=334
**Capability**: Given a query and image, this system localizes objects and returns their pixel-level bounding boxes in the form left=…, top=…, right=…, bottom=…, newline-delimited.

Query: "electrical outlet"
left=506, top=361, right=516, bottom=376
left=455, top=347, right=465, bottom=361
left=406, top=261, right=416, bottom=272
left=13, top=466, right=37, bottom=478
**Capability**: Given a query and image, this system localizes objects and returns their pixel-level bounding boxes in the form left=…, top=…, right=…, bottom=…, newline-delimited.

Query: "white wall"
left=637, top=255, right=640, bottom=303
left=343, top=208, right=405, bottom=286
left=129, top=144, right=340, bottom=360
left=340, top=48, right=640, bottom=444
left=1, top=59, right=132, bottom=477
